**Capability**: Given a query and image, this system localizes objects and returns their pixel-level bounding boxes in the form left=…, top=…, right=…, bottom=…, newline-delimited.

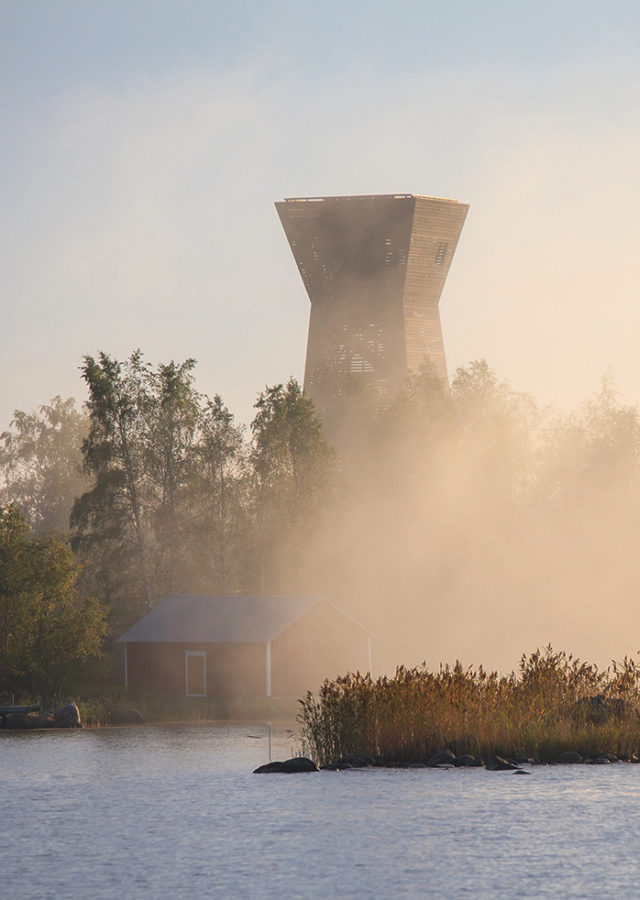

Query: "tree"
left=76, top=350, right=155, bottom=609
left=373, top=360, right=453, bottom=485
left=251, top=378, right=334, bottom=592
left=0, top=505, right=106, bottom=699
left=145, top=359, right=202, bottom=596
left=73, top=351, right=248, bottom=622
left=0, top=396, right=89, bottom=534
left=189, top=395, right=249, bottom=593
left=581, top=372, right=640, bottom=480
left=533, top=372, right=640, bottom=514
left=450, top=359, right=538, bottom=506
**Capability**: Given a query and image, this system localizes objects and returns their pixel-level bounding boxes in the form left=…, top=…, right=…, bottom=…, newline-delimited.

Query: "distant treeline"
left=0, top=350, right=333, bottom=697
left=3, top=351, right=640, bottom=697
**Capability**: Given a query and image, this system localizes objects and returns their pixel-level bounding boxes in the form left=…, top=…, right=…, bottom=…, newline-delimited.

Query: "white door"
left=185, top=651, right=206, bottom=697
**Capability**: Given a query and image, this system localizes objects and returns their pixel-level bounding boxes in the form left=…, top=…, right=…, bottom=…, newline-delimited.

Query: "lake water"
left=2, top=723, right=640, bottom=899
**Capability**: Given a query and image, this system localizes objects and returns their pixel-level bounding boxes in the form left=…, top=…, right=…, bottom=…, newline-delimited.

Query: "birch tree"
left=0, top=397, right=89, bottom=534
left=76, top=350, right=154, bottom=608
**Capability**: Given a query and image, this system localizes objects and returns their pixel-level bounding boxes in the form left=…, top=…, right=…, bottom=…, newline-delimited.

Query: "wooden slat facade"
left=126, top=641, right=265, bottom=697
left=276, top=194, right=468, bottom=423
left=403, top=197, right=470, bottom=383
left=270, top=600, right=370, bottom=697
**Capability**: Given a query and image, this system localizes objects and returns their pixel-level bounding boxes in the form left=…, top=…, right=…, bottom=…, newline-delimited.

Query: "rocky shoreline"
left=0, top=702, right=83, bottom=729
left=254, top=746, right=640, bottom=773
left=0, top=702, right=145, bottom=729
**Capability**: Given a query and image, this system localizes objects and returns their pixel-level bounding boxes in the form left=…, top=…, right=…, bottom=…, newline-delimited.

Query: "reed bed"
left=299, top=647, right=640, bottom=766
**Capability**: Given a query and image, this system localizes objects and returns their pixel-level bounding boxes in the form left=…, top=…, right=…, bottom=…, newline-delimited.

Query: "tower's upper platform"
left=279, top=193, right=467, bottom=203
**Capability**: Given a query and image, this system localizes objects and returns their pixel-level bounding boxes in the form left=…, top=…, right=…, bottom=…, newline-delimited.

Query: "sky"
left=2, top=0, right=640, bottom=430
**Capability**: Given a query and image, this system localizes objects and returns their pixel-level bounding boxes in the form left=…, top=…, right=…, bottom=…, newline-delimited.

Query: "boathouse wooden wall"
left=270, top=602, right=370, bottom=697
left=122, top=599, right=372, bottom=699
left=126, top=642, right=265, bottom=697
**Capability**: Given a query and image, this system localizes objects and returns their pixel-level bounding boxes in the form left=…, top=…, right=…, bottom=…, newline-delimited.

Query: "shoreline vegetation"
left=298, top=647, right=640, bottom=768
left=0, top=694, right=301, bottom=729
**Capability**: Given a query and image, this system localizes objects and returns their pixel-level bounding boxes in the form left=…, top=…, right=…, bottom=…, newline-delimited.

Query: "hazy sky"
left=3, top=1, right=640, bottom=430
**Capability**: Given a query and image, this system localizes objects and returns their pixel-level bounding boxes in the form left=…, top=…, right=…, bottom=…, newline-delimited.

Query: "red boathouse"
left=117, top=594, right=373, bottom=699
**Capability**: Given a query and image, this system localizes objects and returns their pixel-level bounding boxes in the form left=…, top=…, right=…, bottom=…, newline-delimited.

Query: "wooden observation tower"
left=276, top=193, right=468, bottom=424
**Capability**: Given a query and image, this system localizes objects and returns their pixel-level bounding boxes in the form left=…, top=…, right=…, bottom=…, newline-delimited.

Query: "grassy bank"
left=77, top=693, right=299, bottom=727
left=299, top=647, right=640, bottom=766
left=1, top=690, right=299, bottom=728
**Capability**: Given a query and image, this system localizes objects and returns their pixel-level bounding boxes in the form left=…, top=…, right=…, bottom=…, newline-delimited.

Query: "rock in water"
left=321, top=754, right=376, bottom=770
left=427, top=748, right=456, bottom=767
left=453, top=754, right=483, bottom=767
left=485, top=755, right=521, bottom=771
left=253, top=757, right=318, bottom=774
left=54, top=702, right=81, bottom=728
left=556, top=751, right=583, bottom=764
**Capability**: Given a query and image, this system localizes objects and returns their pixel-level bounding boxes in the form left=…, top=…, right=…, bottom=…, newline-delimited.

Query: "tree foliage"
left=0, top=396, right=89, bottom=534
left=76, top=351, right=157, bottom=608
left=0, top=505, right=106, bottom=699
left=188, top=394, right=249, bottom=594
left=71, top=353, right=204, bottom=622
left=71, top=356, right=332, bottom=624
left=251, top=378, right=334, bottom=591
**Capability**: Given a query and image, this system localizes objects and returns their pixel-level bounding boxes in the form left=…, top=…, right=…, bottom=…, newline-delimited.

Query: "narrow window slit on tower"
left=435, top=242, right=448, bottom=265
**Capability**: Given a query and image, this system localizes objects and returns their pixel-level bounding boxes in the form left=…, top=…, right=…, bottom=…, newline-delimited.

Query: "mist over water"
left=295, top=362, right=640, bottom=676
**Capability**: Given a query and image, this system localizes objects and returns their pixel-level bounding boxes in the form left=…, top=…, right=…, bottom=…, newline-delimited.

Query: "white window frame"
left=185, top=650, right=207, bottom=697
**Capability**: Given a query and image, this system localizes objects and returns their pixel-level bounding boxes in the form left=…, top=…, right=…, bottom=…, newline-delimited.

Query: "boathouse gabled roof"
left=116, top=594, right=372, bottom=644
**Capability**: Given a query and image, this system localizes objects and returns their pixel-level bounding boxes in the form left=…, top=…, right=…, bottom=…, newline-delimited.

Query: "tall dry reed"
left=299, top=647, right=640, bottom=766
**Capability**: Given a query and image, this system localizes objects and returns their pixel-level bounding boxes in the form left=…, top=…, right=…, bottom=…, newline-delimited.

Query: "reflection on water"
left=2, top=724, right=640, bottom=898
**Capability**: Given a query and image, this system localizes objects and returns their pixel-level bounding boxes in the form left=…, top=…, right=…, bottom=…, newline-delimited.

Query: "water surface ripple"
left=2, top=725, right=639, bottom=898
